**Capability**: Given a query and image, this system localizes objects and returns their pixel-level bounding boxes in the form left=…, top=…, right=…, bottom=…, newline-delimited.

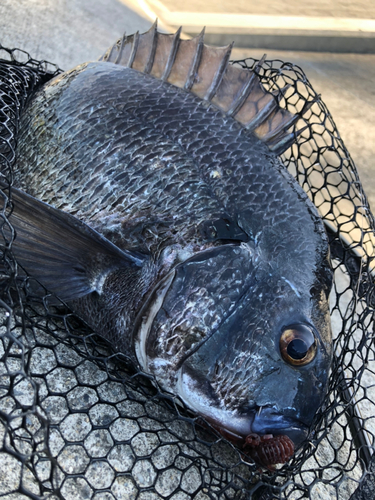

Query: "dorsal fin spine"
left=205, top=42, right=233, bottom=102
left=128, top=32, right=140, bottom=68
left=269, top=124, right=309, bottom=155
left=245, top=98, right=278, bottom=132
left=268, top=98, right=319, bottom=153
left=144, top=21, right=158, bottom=74
left=161, top=27, right=182, bottom=81
left=268, top=132, right=296, bottom=155
left=255, top=54, right=267, bottom=71
left=103, top=43, right=116, bottom=63
left=300, top=97, right=318, bottom=117
left=273, top=83, right=292, bottom=99
left=227, top=72, right=257, bottom=117
left=262, top=113, right=299, bottom=143
left=184, top=28, right=205, bottom=91
left=114, top=34, right=127, bottom=65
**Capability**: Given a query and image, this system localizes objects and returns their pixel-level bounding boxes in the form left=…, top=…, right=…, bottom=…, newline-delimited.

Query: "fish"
left=4, top=23, right=333, bottom=464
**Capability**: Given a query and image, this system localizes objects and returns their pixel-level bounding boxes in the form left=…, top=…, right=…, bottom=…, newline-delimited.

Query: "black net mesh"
left=0, top=44, right=374, bottom=500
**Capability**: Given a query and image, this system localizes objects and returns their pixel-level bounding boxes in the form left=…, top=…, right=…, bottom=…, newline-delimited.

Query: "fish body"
left=8, top=27, right=332, bottom=456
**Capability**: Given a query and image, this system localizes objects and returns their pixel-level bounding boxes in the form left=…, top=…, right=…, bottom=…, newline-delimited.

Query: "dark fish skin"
left=11, top=56, right=332, bottom=451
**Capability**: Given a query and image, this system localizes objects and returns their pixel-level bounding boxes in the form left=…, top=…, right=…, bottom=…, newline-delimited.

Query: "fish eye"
left=279, top=324, right=317, bottom=366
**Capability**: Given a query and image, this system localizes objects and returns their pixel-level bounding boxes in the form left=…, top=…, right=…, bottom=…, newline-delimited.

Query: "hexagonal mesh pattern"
left=0, top=45, right=374, bottom=500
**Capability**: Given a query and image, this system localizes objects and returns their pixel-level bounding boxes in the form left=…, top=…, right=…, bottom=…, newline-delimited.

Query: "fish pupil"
left=287, top=339, right=308, bottom=360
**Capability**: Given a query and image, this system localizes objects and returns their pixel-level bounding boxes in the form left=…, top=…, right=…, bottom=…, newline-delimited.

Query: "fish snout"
left=178, top=366, right=307, bottom=451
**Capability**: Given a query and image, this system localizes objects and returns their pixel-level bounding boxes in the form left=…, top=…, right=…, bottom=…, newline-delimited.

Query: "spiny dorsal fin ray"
left=99, top=24, right=308, bottom=155
left=161, top=26, right=182, bottom=81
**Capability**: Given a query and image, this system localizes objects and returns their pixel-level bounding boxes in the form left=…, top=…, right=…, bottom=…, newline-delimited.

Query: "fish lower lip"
left=250, top=406, right=309, bottom=449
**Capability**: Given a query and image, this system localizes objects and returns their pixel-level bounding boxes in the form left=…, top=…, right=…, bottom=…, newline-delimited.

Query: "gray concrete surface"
left=0, top=0, right=152, bottom=69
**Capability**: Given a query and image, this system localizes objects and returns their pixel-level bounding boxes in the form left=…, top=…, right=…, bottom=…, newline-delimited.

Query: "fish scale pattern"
left=15, top=62, right=319, bottom=268
left=0, top=44, right=375, bottom=500
left=15, top=64, right=223, bottom=254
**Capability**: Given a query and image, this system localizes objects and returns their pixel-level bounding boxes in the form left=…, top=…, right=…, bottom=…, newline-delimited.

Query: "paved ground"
left=0, top=0, right=151, bottom=69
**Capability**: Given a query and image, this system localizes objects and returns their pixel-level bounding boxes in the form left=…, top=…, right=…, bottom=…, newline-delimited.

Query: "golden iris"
left=279, top=324, right=317, bottom=366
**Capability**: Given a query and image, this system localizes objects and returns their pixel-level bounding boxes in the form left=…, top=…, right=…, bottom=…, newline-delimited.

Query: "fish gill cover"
left=0, top=34, right=374, bottom=500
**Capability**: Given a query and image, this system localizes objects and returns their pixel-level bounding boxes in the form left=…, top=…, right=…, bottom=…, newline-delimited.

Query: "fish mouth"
left=247, top=406, right=309, bottom=449
left=177, top=367, right=309, bottom=450
left=204, top=407, right=308, bottom=451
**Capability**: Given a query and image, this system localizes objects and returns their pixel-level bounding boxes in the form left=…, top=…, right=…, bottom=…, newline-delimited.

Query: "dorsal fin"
left=99, top=22, right=308, bottom=155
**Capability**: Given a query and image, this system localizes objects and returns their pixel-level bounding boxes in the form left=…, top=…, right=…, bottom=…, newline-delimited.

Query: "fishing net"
left=0, top=43, right=374, bottom=500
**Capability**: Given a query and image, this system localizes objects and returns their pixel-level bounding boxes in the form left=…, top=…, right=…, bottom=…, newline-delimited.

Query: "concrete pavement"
left=0, top=0, right=152, bottom=69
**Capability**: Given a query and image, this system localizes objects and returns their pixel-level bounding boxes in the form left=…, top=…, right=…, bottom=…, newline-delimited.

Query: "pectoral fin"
left=5, top=187, right=144, bottom=301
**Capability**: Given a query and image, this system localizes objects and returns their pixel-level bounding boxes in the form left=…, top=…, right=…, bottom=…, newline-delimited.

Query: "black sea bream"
left=7, top=24, right=333, bottom=464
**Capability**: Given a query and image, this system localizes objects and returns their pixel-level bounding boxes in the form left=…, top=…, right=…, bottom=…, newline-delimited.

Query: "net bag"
left=0, top=43, right=374, bottom=500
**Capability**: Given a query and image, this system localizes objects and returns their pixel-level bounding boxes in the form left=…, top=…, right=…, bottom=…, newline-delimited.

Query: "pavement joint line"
left=161, top=14, right=375, bottom=33
left=134, top=0, right=375, bottom=34
left=146, top=0, right=169, bottom=14
left=117, top=0, right=179, bottom=34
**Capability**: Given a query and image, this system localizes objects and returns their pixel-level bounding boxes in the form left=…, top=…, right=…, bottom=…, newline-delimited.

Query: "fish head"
left=134, top=240, right=332, bottom=451
left=177, top=279, right=332, bottom=449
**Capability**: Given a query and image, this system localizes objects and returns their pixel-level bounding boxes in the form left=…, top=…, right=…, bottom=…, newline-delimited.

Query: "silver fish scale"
left=15, top=61, right=324, bottom=272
